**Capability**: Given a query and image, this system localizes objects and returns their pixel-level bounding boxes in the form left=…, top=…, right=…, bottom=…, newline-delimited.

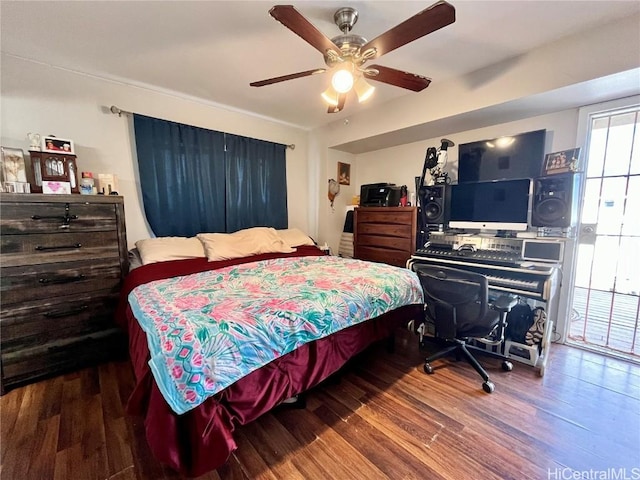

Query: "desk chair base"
left=422, top=338, right=513, bottom=394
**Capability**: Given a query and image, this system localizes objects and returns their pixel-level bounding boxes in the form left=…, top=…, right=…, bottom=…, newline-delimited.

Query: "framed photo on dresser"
left=1, top=146, right=28, bottom=183
left=41, top=136, right=75, bottom=154
left=1, top=146, right=30, bottom=193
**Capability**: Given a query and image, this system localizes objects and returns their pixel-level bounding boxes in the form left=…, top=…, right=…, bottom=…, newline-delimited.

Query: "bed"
left=116, top=233, right=423, bottom=477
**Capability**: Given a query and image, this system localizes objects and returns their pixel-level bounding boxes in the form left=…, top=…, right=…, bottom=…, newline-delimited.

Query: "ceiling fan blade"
left=250, top=68, right=326, bottom=87
left=360, top=1, right=455, bottom=59
left=328, top=94, right=347, bottom=113
left=366, top=65, right=431, bottom=92
left=270, top=5, right=342, bottom=57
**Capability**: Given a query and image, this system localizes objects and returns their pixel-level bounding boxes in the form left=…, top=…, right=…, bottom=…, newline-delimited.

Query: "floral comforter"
left=128, top=255, right=423, bottom=414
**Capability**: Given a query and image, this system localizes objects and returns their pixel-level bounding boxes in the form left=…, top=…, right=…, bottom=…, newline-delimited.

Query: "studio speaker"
left=532, top=173, right=581, bottom=228
left=419, top=184, right=451, bottom=226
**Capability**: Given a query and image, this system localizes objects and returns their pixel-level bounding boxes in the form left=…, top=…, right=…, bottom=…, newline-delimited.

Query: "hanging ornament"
left=328, top=179, right=340, bottom=208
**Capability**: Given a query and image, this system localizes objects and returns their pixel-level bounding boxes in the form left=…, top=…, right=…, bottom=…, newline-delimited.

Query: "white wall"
left=0, top=55, right=310, bottom=248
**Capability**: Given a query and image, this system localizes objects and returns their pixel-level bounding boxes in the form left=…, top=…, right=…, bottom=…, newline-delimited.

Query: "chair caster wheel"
left=482, top=381, right=495, bottom=393
left=502, top=360, right=513, bottom=372
left=424, top=363, right=434, bottom=374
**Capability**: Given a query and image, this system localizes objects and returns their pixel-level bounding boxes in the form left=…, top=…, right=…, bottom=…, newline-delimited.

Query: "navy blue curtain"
left=224, top=135, right=288, bottom=232
left=133, top=114, right=288, bottom=236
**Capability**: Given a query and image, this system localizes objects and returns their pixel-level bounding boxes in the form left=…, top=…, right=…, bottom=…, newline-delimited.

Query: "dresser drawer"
left=1, top=258, right=121, bottom=306
left=355, top=210, right=414, bottom=225
left=355, top=246, right=410, bottom=268
left=357, top=222, right=413, bottom=238
left=1, top=230, right=120, bottom=267
left=0, top=290, right=120, bottom=351
left=1, top=328, right=127, bottom=389
left=0, top=202, right=117, bottom=234
left=356, top=233, right=412, bottom=251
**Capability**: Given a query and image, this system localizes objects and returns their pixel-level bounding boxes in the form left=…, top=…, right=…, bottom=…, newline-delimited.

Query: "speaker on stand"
left=418, top=184, right=451, bottom=245
left=415, top=139, right=454, bottom=249
left=531, top=173, right=581, bottom=228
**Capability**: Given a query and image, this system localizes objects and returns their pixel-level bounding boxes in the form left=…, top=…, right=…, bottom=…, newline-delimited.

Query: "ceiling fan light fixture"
left=321, top=86, right=340, bottom=106
left=354, top=77, right=375, bottom=102
left=331, top=69, right=354, bottom=94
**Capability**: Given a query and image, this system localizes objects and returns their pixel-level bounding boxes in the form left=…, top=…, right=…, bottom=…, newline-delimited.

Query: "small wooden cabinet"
left=353, top=206, right=417, bottom=267
left=0, top=193, right=129, bottom=393
left=28, top=150, right=80, bottom=194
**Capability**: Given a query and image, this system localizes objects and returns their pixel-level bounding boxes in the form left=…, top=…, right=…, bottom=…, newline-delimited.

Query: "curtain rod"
left=109, top=105, right=295, bottom=150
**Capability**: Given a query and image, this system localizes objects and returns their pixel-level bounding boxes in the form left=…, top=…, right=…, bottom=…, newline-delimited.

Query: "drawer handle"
left=44, top=305, right=89, bottom=319
left=39, top=274, right=86, bottom=285
left=31, top=214, right=78, bottom=221
left=35, top=243, right=82, bottom=251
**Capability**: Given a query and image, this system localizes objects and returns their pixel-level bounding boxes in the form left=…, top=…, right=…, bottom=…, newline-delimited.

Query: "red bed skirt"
left=117, top=247, right=422, bottom=476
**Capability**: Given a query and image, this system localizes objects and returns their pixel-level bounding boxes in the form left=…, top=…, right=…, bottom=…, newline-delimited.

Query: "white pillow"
left=277, top=228, right=315, bottom=247
left=134, top=237, right=206, bottom=265
left=197, top=227, right=295, bottom=261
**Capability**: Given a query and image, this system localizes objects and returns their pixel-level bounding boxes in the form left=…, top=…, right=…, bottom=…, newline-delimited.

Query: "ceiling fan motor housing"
left=334, top=7, right=358, bottom=33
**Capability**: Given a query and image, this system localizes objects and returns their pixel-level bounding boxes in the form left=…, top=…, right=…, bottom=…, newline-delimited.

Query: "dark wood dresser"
left=353, top=206, right=417, bottom=267
left=0, top=193, right=129, bottom=393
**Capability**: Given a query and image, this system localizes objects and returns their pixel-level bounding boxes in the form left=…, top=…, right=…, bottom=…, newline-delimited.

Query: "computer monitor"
left=449, top=178, right=532, bottom=231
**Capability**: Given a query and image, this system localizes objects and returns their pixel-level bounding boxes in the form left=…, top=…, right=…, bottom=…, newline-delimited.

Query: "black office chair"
left=413, top=264, right=515, bottom=393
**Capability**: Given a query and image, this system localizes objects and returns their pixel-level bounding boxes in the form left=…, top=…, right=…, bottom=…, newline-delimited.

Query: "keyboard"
left=415, top=247, right=522, bottom=268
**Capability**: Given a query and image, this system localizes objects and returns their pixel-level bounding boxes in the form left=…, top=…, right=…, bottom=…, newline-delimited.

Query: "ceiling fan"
left=250, top=1, right=456, bottom=113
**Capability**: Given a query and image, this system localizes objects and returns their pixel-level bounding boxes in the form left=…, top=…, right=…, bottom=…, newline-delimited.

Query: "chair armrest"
left=491, top=295, right=517, bottom=313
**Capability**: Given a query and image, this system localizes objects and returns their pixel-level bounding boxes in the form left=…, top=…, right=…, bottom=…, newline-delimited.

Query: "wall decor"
left=542, top=148, right=581, bottom=176
left=328, top=178, right=340, bottom=208
left=41, top=136, right=75, bottom=154
left=338, top=162, right=350, bottom=185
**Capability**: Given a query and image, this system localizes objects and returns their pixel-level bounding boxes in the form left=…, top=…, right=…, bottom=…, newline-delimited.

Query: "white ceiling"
left=1, top=1, right=639, bottom=131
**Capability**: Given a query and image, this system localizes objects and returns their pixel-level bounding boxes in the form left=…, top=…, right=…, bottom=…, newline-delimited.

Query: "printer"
left=359, top=183, right=402, bottom=207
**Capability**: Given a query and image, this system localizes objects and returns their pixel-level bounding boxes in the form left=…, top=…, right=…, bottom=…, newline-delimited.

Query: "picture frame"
left=1, top=146, right=28, bottom=184
left=338, top=161, right=351, bottom=185
left=41, top=136, right=75, bottom=154
left=542, top=148, right=581, bottom=176
left=42, top=180, right=71, bottom=194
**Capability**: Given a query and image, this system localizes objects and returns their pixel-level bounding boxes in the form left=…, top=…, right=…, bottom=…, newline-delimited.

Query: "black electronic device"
left=531, top=173, right=581, bottom=228
left=419, top=184, right=451, bottom=226
left=449, top=178, right=532, bottom=231
left=458, top=129, right=546, bottom=183
left=359, top=183, right=402, bottom=207
left=522, top=239, right=564, bottom=263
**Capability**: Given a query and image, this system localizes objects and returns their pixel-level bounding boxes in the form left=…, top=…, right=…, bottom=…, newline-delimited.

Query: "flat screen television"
left=457, top=129, right=546, bottom=183
left=449, top=178, right=532, bottom=231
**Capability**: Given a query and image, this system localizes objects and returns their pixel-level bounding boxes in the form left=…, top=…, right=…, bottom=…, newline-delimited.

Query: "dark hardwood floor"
left=2, top=329, right=639, bottom=479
